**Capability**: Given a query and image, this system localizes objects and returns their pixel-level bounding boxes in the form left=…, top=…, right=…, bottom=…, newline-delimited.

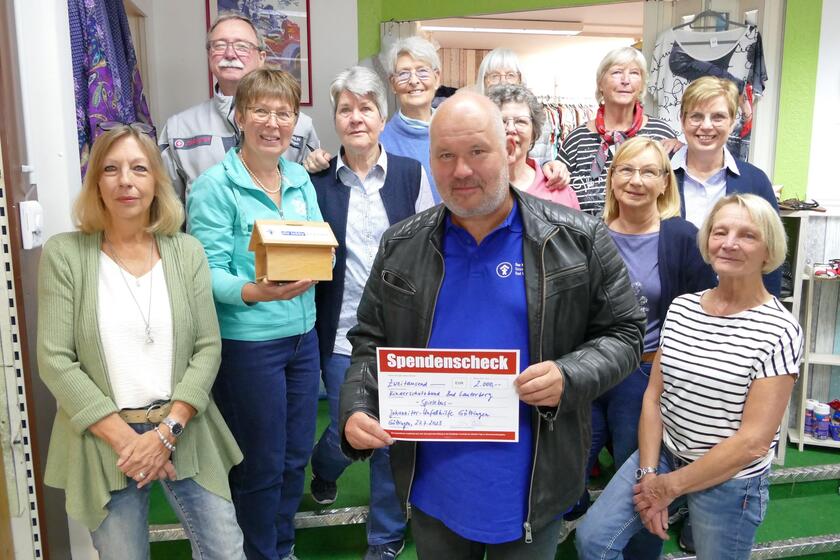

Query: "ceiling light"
left=422, top=25, right=581, bottom=36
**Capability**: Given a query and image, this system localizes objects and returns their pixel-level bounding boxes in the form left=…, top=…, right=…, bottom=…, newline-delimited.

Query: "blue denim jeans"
left=213, top=330, right=320, bottom=560
left=309, top=352, right=406, bottom=545
left=588, top=363, right=652, bottom=474
left=575, top=448, right=770, bottom=560
left=91, top=424, right=245, bottom=560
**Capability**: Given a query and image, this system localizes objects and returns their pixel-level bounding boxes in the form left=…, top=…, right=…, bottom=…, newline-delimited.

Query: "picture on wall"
left=209, top=0, right=312, bottom=105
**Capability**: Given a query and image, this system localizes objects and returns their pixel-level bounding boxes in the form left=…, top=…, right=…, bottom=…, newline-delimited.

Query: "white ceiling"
left=421, top=1, right=644, bottom=49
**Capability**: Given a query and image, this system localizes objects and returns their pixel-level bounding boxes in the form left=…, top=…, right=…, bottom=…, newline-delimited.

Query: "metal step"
left=148, top=463, right=840, bottom=542
left=661, top=533, right=840, bottom=559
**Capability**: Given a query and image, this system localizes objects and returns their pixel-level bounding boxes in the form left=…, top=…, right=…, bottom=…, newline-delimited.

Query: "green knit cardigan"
left=36, top=231, right=243, bottom=530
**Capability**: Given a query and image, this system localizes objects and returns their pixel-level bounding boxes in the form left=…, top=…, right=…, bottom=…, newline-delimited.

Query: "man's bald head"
left=431, top=91, right=507, bottom=152
left=429, top=90, right=513, bottom=222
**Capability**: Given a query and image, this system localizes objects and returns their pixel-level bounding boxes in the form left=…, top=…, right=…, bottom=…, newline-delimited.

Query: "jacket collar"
left=417, top=187, right=559, bottom=248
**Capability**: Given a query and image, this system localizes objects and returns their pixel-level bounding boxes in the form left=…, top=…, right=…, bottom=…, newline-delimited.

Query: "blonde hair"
left=698, top=194, right=787, bottom=274
left=74, top=127, right=183, bottom=235
left=234, top=67, right=301, bottom=127
left=603, top=137, right=681, bottom=222
left=680, top=76, right=739, bottom=121
left=595, top=47, right=647, bottom=104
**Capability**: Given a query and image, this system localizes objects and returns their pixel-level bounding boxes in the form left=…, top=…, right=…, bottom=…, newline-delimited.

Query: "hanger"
left=674, top=9, right=748, bottom=31
left=673, top=10, right=749, bottom=46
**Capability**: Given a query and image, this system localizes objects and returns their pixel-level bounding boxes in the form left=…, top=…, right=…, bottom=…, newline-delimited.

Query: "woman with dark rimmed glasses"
left=188, top=67, right=324, bottom=560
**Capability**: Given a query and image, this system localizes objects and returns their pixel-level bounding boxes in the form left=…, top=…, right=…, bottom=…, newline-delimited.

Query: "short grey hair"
left=476, top=48, right=523, bottom=95
left=698, top=194, right=787, bottom=274
left=382, top=36, right=441, bottom=74
left=486, top=84, right=544, bottom=150
left=330, top=66, right=388, bottom=118
left=207, top=12, right=266, bottom=51
left=595, top=46, right=647, bottom=104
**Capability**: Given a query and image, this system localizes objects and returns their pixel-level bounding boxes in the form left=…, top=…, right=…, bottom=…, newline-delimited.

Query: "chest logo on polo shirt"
left=496, top=262, right=512, bottom=278
left=172, top=135, right=213, bottom=150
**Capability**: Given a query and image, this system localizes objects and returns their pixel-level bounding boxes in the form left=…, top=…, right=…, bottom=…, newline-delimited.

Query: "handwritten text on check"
left=376, top=348, right=520, bottom=442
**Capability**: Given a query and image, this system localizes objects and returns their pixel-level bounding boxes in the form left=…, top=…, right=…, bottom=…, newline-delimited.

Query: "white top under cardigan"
left=97, top=253, right=173, bottom=410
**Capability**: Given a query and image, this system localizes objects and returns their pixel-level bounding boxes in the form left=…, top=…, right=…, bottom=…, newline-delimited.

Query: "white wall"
left=138, top=0, right=358, bottom=155
left=516, top=36, right=636, bottom=100
left=14, top=0, right=80, bottom=242
left=807, top=0, right=840, bottom=208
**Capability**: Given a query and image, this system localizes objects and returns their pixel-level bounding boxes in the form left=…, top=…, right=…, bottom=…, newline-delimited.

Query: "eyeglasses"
left=207, top=39, right=260, bottom=56
left=248, top=106, right=297, bottom=125
left=394, top=67, right=434, bottom=85
left=685, top=112, right=731, bottom=127
left=97, top=121, right=155, bottom=135
left=502, top=116, right=532, bottom=132
left=486, top=72, right=520, bottom=84
left=612, top=165, right=666, bottom=182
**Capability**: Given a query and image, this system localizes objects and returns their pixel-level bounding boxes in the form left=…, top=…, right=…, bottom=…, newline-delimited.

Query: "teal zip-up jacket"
left=188, top=147, right=322, bottom=341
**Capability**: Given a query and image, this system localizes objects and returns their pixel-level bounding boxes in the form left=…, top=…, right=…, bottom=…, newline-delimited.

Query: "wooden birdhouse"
left=249, top=220, right=338, bottom=282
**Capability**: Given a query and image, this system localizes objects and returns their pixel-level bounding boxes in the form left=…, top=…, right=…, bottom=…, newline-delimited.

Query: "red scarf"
left=590, top=101, right=644, bottom=178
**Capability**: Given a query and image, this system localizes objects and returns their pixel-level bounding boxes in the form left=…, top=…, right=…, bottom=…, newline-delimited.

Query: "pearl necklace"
left=240, top=153, right=282, bottom=194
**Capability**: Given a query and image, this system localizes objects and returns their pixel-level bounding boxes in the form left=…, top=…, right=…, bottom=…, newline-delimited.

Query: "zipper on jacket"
left=523, top=228, right=558, bottom=543
left=404, top=238, right=446, bottom=520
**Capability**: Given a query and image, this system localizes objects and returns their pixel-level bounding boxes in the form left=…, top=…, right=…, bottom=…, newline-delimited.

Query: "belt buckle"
left=145, top=401, right=167, bottom=423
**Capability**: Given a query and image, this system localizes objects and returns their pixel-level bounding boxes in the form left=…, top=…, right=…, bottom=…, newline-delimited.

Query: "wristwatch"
left=635, top=466, right=658, bottom=481
left=161, top=417, right=183, bottom=438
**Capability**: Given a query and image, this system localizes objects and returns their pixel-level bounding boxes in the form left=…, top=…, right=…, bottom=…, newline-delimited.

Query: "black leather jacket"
left=339, top=189, right=645, bottom=537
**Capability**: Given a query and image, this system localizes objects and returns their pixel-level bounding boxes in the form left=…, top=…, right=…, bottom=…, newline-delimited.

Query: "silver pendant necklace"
left=106, top=238, right=155, bottom=344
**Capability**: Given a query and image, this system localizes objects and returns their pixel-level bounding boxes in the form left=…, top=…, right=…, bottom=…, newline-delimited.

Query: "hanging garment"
left=647, top=25, right=767, bottom=161
left=69, top=0, right=154, bottom=173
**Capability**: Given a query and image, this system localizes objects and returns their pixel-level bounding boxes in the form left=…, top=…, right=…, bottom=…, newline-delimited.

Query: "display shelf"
left=809, top=353, right=840, bottom=367
left=787, top=432, right=840, bottom=449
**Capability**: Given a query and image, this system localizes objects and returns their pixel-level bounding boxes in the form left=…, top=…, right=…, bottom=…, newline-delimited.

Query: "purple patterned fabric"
left=68, top=0, right=154, bottom=174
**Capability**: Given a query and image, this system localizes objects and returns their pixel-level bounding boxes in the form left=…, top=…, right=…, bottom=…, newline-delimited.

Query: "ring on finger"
left=138, top=472, right=146, bottom=479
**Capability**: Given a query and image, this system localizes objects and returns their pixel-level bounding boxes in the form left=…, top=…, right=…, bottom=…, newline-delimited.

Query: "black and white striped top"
left=558, top=118, right=676, bottom=216
left=659, top=291, right=802, bottom=478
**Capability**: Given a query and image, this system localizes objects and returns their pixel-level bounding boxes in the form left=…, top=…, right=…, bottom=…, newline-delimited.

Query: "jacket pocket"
left=382, top=269, right=417, bottom=296
left=545, top=262, right=587, bottom=298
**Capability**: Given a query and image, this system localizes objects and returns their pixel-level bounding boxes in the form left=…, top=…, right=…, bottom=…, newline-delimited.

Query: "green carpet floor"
left=150, top=400, right=840, bottom=559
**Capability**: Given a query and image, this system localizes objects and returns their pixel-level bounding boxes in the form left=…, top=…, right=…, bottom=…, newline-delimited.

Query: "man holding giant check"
left=339, top=91, right=645, bottom=559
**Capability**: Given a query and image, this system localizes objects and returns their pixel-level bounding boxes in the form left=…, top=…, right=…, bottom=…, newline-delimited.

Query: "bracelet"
left=155, top=427, right=177, bottom=453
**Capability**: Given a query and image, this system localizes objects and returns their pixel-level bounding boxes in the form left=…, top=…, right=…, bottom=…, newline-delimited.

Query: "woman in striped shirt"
left=577, top=193, right=802, bottom=560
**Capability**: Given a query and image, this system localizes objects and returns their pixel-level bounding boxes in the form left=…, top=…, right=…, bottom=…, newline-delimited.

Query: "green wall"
left=774, top=0, right=822, bottom=199
left=357, top=0, right=823, bottom=199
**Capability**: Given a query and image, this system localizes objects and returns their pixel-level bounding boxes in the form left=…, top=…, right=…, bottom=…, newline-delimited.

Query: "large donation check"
left=376, top=347, right=520, bottom=442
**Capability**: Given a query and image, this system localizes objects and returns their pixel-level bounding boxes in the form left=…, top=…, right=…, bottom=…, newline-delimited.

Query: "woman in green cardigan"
left=37, top=125, right=244, bottom=559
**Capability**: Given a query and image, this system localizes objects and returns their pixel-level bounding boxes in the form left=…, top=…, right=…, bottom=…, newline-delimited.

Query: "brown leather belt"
left=641, top=351, right=658, bottom=364
left=118, top=401, right=171, bottom=424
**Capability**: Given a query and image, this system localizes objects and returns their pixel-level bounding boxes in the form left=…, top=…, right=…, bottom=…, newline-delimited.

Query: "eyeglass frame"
left=486, top=71, right=521, bottom=85
left=206, top=39, right=263, bottom=56
left=684, top=111, right=732, bottom=127
left=247, top=106, right=298, bottom=125
left=393, top=67, right=436, bottom=86
left=501, top=115, right=533, bottom=132
left=611, top=165, right=667, bottom=183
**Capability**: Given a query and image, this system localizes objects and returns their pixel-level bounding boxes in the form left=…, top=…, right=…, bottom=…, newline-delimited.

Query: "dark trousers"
left=411, top=505, right=563, bottom=560
left=213, top=330, right=320, bottom=560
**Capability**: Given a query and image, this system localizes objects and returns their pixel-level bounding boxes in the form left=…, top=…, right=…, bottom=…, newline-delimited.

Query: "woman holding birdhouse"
left=188, top=68, right=324, bottom=560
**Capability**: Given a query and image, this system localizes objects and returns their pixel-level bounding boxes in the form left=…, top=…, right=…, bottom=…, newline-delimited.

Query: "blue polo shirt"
left=410, top=200, right=533, bottom=543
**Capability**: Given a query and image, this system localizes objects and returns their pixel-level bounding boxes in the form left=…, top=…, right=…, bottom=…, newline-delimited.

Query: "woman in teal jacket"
left=188, top=68, right=323, bottom=560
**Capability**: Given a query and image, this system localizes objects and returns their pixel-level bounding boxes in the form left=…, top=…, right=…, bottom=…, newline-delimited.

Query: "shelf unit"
left=789, top=270, right=840, bottom=451
left=776, top=210, right=840, bottom=462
